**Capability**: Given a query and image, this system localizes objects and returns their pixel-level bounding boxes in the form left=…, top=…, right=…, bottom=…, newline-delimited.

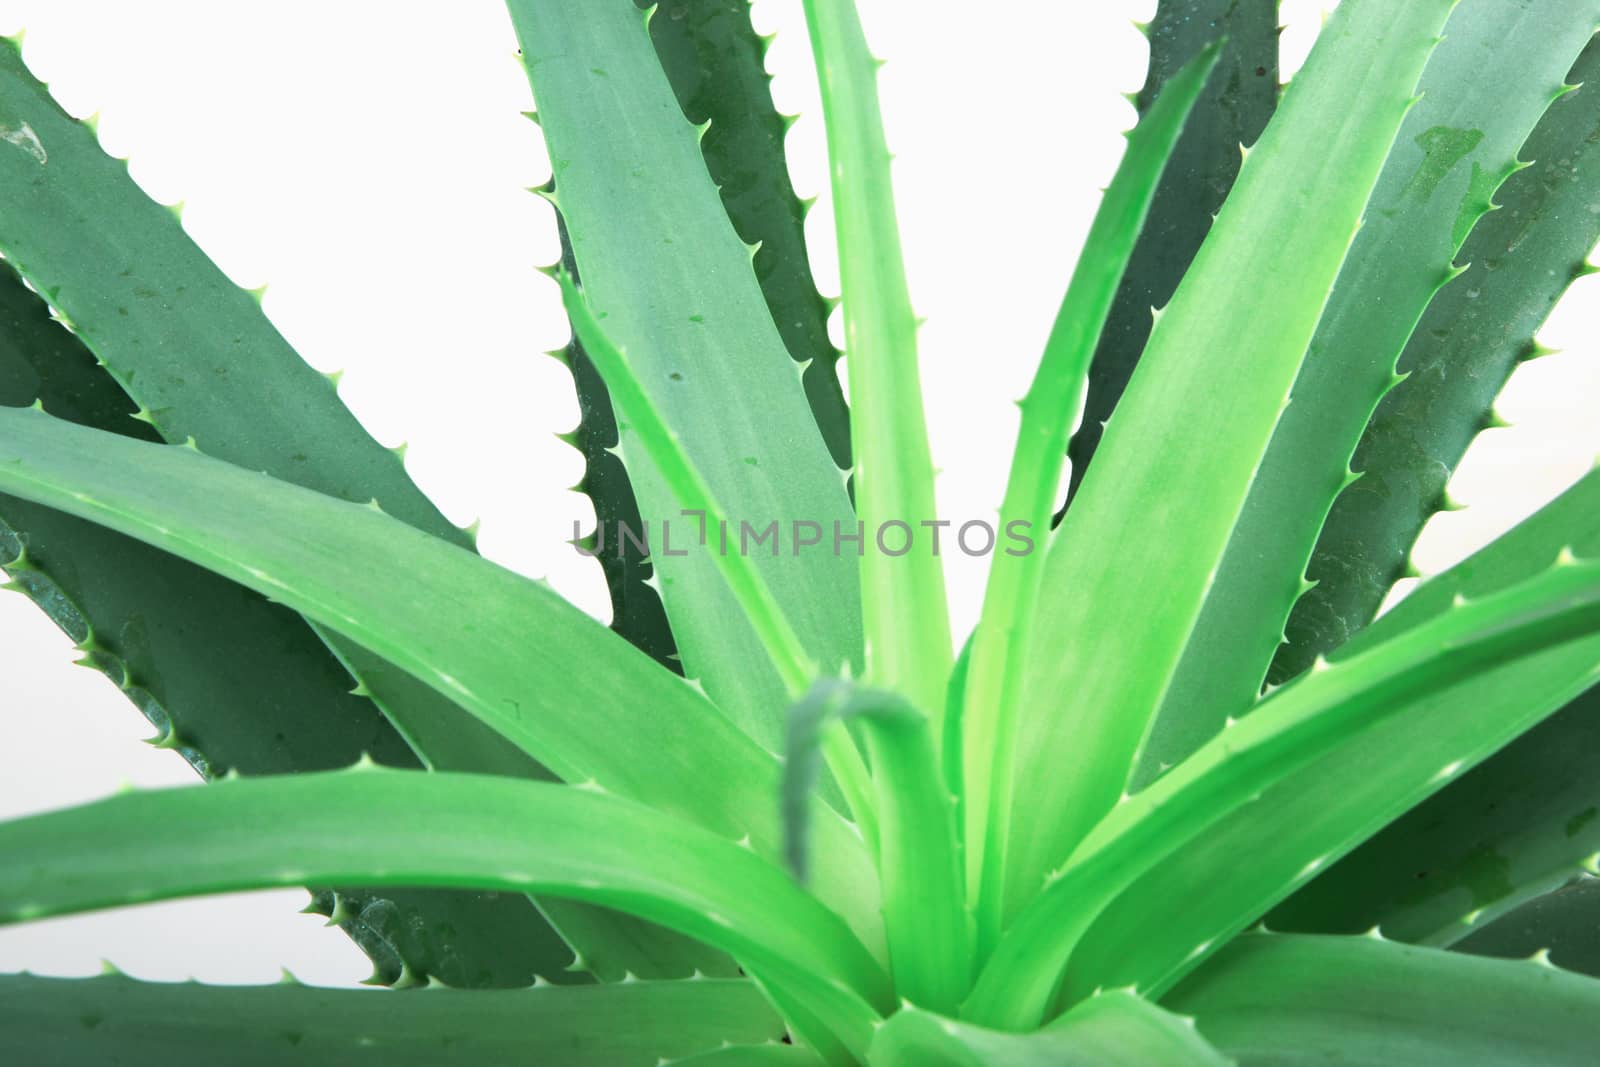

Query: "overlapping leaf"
left=0, top=969, right=780, bottom=1067
left=1168, top=933, right=1600, bottom=1065
left=1007, top=0, right=1456, bottom=916
left=0, top=405, right=884, bottom=957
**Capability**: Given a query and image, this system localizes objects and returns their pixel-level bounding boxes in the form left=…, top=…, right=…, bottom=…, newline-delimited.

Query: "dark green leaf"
left=1456, top=876, right=1600, bottom=975
left=1062, top=0, right=1278, bottom=508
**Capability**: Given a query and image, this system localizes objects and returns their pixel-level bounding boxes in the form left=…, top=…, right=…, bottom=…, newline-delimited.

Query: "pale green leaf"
left=508, top=0, right=861, bottom=746
left=800, top=0, right=952, bottom=719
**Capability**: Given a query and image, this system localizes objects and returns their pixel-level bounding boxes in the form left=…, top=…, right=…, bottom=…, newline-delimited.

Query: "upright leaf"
left=557, top=278, right=817, bottom=695
left=1277, top=30, right=1600, bottom=678
left=800, top=0, right=953, bottom=720
left=558, top=224, right=680, bottom=673
left=509, top=0, right=862, bottom=749
left=1063, top=0, right=1279, bottom=506
left=559, top=0, right=855, bottom=673
left=559, top=275, right=875, bottom=827
left=961, top=45, right=1221, bottom=956
left=645, top=0, right=852, bottom=468
left=1138, top=0, right=1600, bottom=785
left=1006, top=0, right=1455, bottom=915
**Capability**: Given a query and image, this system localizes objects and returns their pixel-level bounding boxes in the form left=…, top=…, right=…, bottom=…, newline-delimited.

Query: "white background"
left=0, top=0, right=1595, bottom=986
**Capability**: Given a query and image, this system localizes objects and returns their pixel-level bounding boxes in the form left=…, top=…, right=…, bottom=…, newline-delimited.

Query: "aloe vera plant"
left=5, top=0, right=1600, bottom=1061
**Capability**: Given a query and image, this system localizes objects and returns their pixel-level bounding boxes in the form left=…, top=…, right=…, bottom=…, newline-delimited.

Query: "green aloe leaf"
left=552, top=0, right=855, bottom=679
left=559, top=274, right=875, bottom=827
left=1167, top=932, right=1600, bottom=1065
left=800, top=0, right=953, bottom=719
left=1139, top=0, right=1600, bottom=785
left=0, top=280, right=587, bottom=986
left=558, top=277, right=816, bottom=697
left=645, top=0, right=851, bottom=468
left=553, top=229, right=742, bottom=995
left=0, top=768, right=890, bottom=1059
left=0, top=240, right=721, bottom=993
left=1455, top=877, right=1600, bottom=975
left=1063, top=0, right=1279, bottom=507
left=0, top=31, right=526, bottom=780
left=1006, top=0, right=1455, bottom=917
left=1269, top=466, right=1600, bottom=946
left=0, top=969, right=780, bottom=1067
left=0, top=34, right=642, bottom=984
left=1269, top=685, right=1600, bottom=949
left=870, top=992, right=1228, bottom=1067
left=0, top=261, right=412, bottom=784
left=967, top=543, right=1600, bottom=1028
left=555, top=224, right=680, bottom=674
left=534, top=895, right=736, bottom=985
left=1066, top=466, right=1600, bottom=1007
left=0, top=260, right=582, bottom=986
left=962, top=43, right=1220, bottom=957
left=0, top=405, right=884, bottom=956
left=509, top=0, right=862, bottom=748
left=0, top=38, right=457, bottom=535
left=1277, top=30, right=1600, bottom=678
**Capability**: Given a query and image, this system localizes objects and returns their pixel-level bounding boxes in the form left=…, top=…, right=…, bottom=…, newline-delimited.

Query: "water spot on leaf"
left=1458, top=844, right=1515, bottom=908
left=1452, top=161, right=1498, bottom=248
left=1403, top=126, right=1484, bottom=202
